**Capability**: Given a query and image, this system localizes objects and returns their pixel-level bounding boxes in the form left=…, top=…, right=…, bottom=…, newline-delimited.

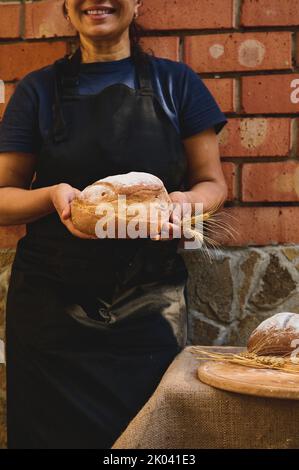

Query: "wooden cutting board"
left=198, top=360, right=299, bottom=400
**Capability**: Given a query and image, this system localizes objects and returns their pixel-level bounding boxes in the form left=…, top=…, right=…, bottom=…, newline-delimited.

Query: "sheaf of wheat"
left=189, top=346, right=299, bottom=374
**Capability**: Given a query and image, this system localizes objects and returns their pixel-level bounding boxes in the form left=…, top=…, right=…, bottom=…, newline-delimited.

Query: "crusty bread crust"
left=70, top=172, right=172, bottom=238
left=247, top=312, right=299, bottom=356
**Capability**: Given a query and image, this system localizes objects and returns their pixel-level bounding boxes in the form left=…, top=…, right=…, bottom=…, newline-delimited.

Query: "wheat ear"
left=179, top=200, right=240, bottom=260
left=189, top=346, right=299, bottom=374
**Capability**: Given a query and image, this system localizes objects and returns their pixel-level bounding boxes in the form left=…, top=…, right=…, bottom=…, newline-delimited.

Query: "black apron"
left=5, top=48, right=189, bottom=449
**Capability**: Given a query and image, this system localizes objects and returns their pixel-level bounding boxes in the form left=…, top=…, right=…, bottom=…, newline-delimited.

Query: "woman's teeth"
left=85, top=9, right=114, bottom=15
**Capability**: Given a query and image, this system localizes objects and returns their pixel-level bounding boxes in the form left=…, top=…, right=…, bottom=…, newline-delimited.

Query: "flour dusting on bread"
left=80, top=172, right=165, bottom=203
left=81, top=184, right=114, bottom=203
left=98, top=172, right=163, bottom=187
left=71, top=171, right=170, bottom=237
left=256, top=312, right=299, bottom=333
left=247, top=312, right=299, bottom=356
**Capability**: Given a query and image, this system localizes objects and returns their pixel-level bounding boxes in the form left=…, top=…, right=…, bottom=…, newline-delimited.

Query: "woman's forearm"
left=0, top=185, right=58, bottom=226
left=184, top=180, right=228, bottom=214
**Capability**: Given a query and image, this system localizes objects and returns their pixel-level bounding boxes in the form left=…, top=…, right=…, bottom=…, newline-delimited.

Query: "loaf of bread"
left=70, top=172, right=172, bottom=238
left=247, top=312, right=299, bottom=356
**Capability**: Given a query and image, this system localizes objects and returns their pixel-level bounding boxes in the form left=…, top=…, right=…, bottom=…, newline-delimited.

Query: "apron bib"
left=22, top=47, right=189, bottom=294
left=5, top=48, right=189, bottom=449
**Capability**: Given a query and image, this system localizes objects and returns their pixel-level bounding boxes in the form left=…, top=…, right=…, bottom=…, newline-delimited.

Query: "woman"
left=0, top=0, right=228, bottom=449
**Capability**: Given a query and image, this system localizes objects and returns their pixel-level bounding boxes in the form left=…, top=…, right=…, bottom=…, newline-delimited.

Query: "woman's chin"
left=81, top=26, right=117, bottom=40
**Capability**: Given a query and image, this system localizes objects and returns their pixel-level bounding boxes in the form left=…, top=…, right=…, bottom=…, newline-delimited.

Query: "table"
left=112, top=346, right=299, bottom=449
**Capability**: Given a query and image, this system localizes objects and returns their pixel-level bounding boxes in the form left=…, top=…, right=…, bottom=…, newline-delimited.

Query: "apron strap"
left=52, top=46, right=154, bottom=142
left=52, top=57, right=70, bottom=143
left=136, top=57, right=153, bottom=95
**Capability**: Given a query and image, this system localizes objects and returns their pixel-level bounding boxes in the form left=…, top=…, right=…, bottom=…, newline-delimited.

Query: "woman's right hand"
left=50, top=183, right=98, bottom=240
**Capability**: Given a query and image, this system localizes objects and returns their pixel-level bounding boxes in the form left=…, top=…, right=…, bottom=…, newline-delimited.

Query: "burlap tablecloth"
left=112, top=346, right=299, bottom=449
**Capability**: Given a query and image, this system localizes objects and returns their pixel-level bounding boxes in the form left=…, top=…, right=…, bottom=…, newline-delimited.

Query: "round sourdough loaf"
left=247, top=312, right=299, bottom=356
left=70, top=171, right=172, bottom=238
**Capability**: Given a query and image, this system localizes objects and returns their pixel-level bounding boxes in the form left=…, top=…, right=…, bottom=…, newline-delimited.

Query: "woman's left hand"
left=150, top=191, right=189, bottom=241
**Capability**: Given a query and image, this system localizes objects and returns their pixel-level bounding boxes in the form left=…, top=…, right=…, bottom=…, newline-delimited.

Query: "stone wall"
left=182, top=247, right=299, bottom=346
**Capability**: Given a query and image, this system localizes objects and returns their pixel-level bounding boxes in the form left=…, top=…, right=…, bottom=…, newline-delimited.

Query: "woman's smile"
left=82, top=4, right=118, bottom=21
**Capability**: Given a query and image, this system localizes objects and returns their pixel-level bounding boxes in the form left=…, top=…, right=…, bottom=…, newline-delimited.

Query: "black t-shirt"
left=0, top=54, right=227, bottom=154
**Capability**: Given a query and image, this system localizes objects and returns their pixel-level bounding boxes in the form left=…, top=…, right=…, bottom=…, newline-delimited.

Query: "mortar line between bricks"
left=225, top=201, right=299, bottom=207
left=235, top=162, right=241, bottom=202
left=221, top=157, right=297, bottom=164
left=195, top=70, right=298, bottom=78
left=140, top=27, right=299, bottom=35
left=0, top=37, right=76, bottom=45
left=141, top=27, right=299, bottom=36
left=191, top=69, right=299, bottom=79
left=224, top=113, right=299, bottom=118
left=292, top=31, right=297, bottom=68
left=234, top=0, right=242, bottom=29
left=19, top=0, right=25, bottom=39
left=235, top=77, right=241, bottom=114
left=179, top=36, right=184, bottom=62
left=221, top=160, right=299, bottom=165
left=291, top=118, right=299, bottom=158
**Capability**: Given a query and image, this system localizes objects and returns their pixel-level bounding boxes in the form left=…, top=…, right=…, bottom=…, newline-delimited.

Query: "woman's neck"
left=79, top=35, right=131, bottom=63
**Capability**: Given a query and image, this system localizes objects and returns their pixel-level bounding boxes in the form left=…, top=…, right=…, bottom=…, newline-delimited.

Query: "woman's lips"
left=83, top=8, right=116, bottom=20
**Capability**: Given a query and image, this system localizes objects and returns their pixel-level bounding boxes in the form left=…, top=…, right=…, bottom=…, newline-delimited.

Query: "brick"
left=24, top=0, right=76, bottom=39
left=0, top=226, right=25, bottom=249
left=140, top=36, right=179, bottom=61
left=0, top=3, right=21, bottom=39
left=0, top=83, right=16, bottom=121
left=222, top=162, right=236, bottom=201
left=203, top=78, right=236, bottom=114
left=241, top=0, right=299, bottom=27
left=218, top=118, right=291, bottom=157
left=242, top=162, right=299, bottom=202
left=0, top=42, right=69, bottom=81
left=215, top=207, right=299, bottom=246
left=184, top=32, right=292, bottom=73
left=139, top=0, right=234, bottom=30
left=242, top=75, right=299, bottom=114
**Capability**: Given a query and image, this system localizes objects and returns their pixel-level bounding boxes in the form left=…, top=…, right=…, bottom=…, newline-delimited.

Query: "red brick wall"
left=0, top=0, right=299, bottom=247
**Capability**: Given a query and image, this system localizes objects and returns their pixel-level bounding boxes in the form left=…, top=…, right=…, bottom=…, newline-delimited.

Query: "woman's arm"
left=0, top=151, right=57, bottom=226
left=0, top=151, right=98, bottom=239
left=170, top=127, right=228, bottom=213
left=152, top=127, right=228, bottom=241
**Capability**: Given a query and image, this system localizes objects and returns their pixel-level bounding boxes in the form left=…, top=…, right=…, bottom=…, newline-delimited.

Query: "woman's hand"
left=150, top=191, right=190, bottom=241
left=50, top=183, right=98, bottom=240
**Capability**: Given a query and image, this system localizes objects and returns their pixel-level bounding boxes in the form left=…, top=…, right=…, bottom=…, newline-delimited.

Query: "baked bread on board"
left=247, top=312, right=299, bottom=356
left=70, top=172, right=172, bottom=238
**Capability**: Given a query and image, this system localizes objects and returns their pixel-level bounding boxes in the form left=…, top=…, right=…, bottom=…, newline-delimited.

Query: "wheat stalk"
left=179, top=200, right=239, bottom=260
left=92, top=199, right=239, bottom=260
left=190, top=346, right=299, bottom=374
